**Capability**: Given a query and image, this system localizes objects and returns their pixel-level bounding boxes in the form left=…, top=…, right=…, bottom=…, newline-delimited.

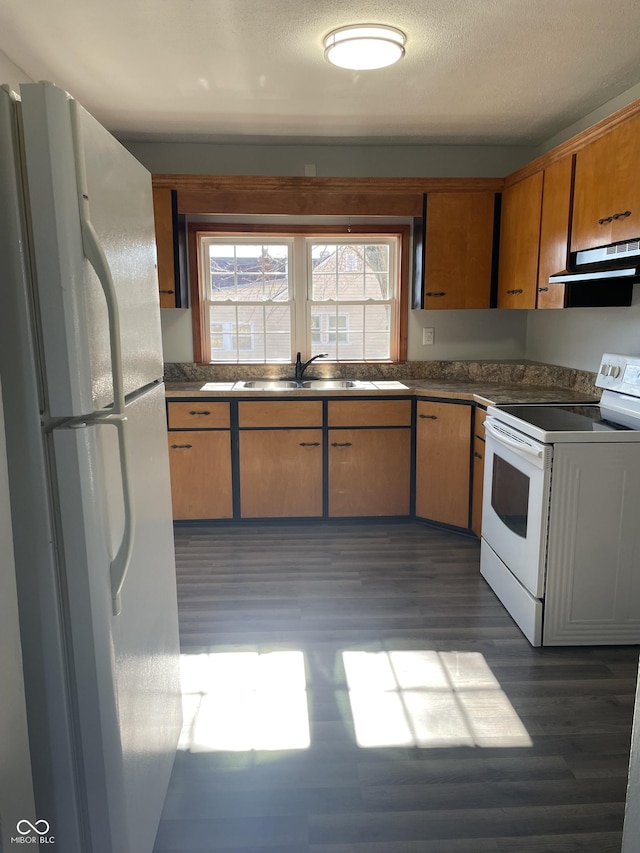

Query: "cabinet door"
left=239, top=429, right=323, bottom=518
left=497, top=172, right=543, bottom=309
left=471, top=435, right=485, bottom=537
left=571, top=113, right=640, bottom=253
left=168, top=430, right=233, bottom=519
left=423, top=192, right=496, bottom=309
left=537, top=156, right=574, bottom=310
left=328, top=428, right=411, bottom=517
left=152, top=187, right=178, bottom=308
left=415, top=401, right=472, bottom=528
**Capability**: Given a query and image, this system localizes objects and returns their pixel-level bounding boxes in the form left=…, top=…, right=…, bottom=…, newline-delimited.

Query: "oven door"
left=482, top=418, right=552, bottom=598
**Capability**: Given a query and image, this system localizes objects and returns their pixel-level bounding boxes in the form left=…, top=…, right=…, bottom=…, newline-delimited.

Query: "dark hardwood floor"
left=153, top=521, right=639, bottom=852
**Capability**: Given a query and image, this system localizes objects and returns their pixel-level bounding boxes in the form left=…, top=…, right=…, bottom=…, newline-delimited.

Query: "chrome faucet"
left=294, top=352, right=328, bottom=381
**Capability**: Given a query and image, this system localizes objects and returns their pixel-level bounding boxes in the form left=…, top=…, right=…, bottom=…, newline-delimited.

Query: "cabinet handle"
left=331, top=441, right=352, bottom=447
left=599, top=210, right=631, bottom=224
left=419, top=414, right=438, bottom=420
left=189, top=410, right=211, bottom=416
left=170, top=443, right=192, bottom=449
left=506, top=288, right=524, bottom=295
left=299, top=441, right=320, bottom=447
left=425, top=291, right=446, bottom=297
left=474, top=451, right=483, bottom=459
left=538, top=287, right=549, bottom=292
left=159, top=289, right=175, bottom=294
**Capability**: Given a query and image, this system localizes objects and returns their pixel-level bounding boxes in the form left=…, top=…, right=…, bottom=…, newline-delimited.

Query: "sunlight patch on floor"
left=178, top=650, right=310, bottom=752
left=342, top=650, right=532, bottom=748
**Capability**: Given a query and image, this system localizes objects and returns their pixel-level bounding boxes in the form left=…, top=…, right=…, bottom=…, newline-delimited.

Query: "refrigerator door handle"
left=76, top=413, right=135, bottom=615
left=106, top=414, right=135, bottom=616
left=69, top=100, right=125, bottom=414
left=70, top=101, right=133, bottom=613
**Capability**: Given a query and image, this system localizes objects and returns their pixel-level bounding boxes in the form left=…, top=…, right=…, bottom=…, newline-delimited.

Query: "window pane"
left=208, top=243, right=290, bottom=302
left=264, top=306, right=292, bottom=362
left=364, top=305, right=391, bottom=360
left=311, top=245, right=338, bottom=300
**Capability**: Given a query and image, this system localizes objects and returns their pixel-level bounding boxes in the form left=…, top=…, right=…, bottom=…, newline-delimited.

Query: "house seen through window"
left=195, top=231, right=404, bottom=364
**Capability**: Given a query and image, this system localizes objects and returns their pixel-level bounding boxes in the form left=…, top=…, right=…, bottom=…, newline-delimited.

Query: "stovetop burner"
left=497, top=404, right=629, bottom=433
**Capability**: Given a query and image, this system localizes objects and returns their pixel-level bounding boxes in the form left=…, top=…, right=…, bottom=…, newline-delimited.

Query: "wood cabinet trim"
left=504, top=97, right=640, bottom=187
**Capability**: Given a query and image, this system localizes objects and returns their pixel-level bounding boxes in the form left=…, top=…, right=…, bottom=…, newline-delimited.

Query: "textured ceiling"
left=1, top=0, right=640, bottom=145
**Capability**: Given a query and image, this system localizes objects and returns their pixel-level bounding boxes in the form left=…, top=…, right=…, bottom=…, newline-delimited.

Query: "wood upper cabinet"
left=152, top=187, right=178, bottom=308
left=168, top=430, right=233, bottom=520
left=497, top=172, right=544, bottom=309
left=571, top=112, right=640, bottom=253
left=239, top=429, right=323, bottom=518
left=537, top=155, right=575, bottom=310
left=423, top=192, right=497, bottom=309
left=415, top=400, right=472, bottom=528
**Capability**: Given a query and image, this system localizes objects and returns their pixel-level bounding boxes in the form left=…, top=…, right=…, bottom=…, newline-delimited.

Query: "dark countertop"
left=165, top=379, right=597, bottom=407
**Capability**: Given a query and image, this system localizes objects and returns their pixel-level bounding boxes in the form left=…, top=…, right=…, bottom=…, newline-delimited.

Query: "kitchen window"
left=190, top=225, right=409, bottom=364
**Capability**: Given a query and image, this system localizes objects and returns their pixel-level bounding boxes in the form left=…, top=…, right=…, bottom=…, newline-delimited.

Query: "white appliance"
left=481, top=352, right=640, bottom=646
left=0, top=82, right=181, bottom=851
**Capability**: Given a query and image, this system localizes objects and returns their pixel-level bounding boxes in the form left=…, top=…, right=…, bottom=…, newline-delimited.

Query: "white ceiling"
left=1, top=0, right=640, bottom=146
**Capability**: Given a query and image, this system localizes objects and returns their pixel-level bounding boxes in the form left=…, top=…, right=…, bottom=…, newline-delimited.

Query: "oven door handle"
left=484, top=419, right=545, bottom=459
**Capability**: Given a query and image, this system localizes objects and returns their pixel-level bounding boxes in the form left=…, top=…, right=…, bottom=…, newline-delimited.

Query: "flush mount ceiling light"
left=323, top=24, right=406, bottom=70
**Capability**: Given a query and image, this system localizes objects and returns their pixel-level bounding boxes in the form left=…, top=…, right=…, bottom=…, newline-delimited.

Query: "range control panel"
left=596, top=353, right=640, bottom=394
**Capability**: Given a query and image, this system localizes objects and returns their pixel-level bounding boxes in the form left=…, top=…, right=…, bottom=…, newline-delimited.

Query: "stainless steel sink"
left=235, top=378, right=363, bottom=391
left=301, top=380, right=359, bottom=389
left=238, top=380, right=302, bottom=389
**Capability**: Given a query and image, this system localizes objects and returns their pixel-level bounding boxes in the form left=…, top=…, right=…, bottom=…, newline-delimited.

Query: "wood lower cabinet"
left=327, top=399, right=412, bottom=518
left=328, top=428, right=411, bottom=517
left=239, top=429, right=323, bottom=518
left=471, top=409, right=487, bottom=537
left=415, top=400, right=472, bottom=528
left=168, top=430, right=233, bottom=519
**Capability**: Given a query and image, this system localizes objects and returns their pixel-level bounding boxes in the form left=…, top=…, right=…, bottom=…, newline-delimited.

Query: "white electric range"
left=481, top=353, right=640, bottom=646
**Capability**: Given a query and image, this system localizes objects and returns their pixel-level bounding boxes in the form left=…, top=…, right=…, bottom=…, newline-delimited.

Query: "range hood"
left=548, top=239, right=640, bottom=294
left=572, top=238, right=640, bottom=271
left=545, top=239, right=640, bottom=307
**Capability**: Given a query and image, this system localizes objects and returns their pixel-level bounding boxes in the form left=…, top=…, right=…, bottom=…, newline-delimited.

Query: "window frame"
left=188, top=223, right=410, bottom=365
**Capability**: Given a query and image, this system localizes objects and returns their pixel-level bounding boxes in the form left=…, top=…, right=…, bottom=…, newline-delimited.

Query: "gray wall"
left=0, top=51, right=33, bottom=88
left=526, top=292, right=640, bottom=373
left=123, top=139, right=536, bottom=179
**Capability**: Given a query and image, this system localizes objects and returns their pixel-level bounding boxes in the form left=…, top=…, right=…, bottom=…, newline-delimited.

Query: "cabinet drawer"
left=167, top=401, right=230, bottom=429
left=238, top=400, right=322, bottom=428
left=328, top=399, right=411, bottom=427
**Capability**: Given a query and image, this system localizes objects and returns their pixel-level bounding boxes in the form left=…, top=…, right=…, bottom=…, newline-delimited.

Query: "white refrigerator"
left=0, top=82, right=182, bottom=852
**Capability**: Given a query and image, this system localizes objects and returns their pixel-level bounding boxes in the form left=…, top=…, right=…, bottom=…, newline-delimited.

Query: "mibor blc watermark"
left=11, top=820, right=55, bottom=845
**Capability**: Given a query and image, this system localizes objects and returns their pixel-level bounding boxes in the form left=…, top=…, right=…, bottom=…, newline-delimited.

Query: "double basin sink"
left=236, top=379, right=360, bottom=391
